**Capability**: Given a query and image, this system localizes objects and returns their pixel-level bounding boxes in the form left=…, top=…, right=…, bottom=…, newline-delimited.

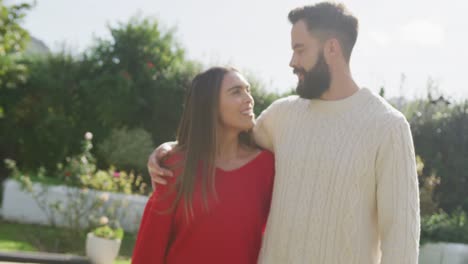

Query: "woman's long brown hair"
left=166, top=66, right=255, bottom=219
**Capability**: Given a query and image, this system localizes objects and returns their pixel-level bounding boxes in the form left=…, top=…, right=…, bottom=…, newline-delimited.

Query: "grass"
left=0, top=219, right=136, bottom=264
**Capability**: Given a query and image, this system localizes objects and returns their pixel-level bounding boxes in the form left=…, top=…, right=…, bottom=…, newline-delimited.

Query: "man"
left=148, top=2, right=420, bottom=263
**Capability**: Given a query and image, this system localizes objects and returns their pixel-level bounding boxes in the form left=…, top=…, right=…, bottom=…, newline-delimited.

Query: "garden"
left=1, top=1, right=468, bottom=264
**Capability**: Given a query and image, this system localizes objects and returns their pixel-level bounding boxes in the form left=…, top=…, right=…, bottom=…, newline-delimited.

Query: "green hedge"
left=421, top=209, right=468, bottom=245
left=0, top=16, right=282, bottom=179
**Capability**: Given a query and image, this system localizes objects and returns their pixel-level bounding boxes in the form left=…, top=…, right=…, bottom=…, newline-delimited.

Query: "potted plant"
left=86, top=217, right=124, bottom=264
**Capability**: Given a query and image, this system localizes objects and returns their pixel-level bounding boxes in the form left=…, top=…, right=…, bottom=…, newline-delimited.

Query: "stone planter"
left=86, top=232, right=121, bottom=264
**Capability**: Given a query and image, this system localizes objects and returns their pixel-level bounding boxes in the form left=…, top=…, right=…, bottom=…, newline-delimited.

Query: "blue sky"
left=8, top=0, right=468, bottom=99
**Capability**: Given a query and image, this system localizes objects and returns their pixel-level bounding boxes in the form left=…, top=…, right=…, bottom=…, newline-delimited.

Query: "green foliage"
left=58, top=132, right=96, bottom=186
left=4, top=132, right=147, bottom=247
left=82, top=16, right=199, bottom=145
left=93, top=225, right=124, bottom=241
left=0, top=0, right=32, bottom=90
left=97, top=127, right=154, bottom=173
left=378, top=86, right=385, bottom=98
left=0, top=1, right=33, bottom=190
left=0, top=16, right=198, bottom=173
left=0, top=53, right=85, bottom=171
left=0, top=15, right=285, bottom=177
left=3, top=132, right=147, bottom=261
left=416, top=155, right=439, bottom=216
left=407, top=99, right=468, bottom=213
left=421, top=209, right=468, bottom=245
left=55, top=132, right=148, bottom=195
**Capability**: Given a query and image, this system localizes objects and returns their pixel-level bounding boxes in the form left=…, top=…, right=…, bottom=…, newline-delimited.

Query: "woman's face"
left=218, top=71, right=255, bottom=133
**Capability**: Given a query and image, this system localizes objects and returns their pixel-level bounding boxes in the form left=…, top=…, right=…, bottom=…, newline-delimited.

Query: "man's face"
left=290, top=20, right=331, bottom=99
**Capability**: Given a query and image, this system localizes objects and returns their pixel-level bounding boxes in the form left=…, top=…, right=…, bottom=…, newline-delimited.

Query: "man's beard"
left=294, top=53, right=331, bottom=99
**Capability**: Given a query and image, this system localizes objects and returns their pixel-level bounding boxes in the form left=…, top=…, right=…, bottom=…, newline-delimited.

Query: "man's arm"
left=253, top=99, right=283, bottom=152
left=376, top=116, right=420, bottom=264
left=147, top=141, right=177, bottom=188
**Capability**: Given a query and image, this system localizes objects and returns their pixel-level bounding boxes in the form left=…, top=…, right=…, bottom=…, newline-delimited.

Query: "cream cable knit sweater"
left=253, top=88, right=420, bottom=264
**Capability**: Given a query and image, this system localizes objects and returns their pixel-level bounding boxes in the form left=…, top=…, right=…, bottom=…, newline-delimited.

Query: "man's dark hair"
left=288, top=2, right=358, bottom=62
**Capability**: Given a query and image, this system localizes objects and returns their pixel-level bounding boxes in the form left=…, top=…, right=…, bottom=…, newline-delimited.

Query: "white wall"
left=419, top=243, right=468, bottom=264
left=1, top=179, right=148, bottom=233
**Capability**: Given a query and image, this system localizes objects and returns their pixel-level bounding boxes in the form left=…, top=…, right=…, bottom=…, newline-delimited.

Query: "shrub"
left=421, top=209, right=468, bottom=245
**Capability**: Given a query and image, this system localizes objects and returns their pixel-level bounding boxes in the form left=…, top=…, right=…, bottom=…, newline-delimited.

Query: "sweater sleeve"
left=253, top=98, right=287, bottom=151
left=132, top=182, right=176, bottom=264
left=132, top=154, right=182, bottom=264
left=375, top=116, right=420, bottom=264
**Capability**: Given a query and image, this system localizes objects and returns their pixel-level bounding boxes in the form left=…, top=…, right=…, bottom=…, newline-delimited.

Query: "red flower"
left=113, top=171, right=120, bottom=178
left=146, top=62, right=155, bottom=69
left=65, top=171, right=71, bottom=177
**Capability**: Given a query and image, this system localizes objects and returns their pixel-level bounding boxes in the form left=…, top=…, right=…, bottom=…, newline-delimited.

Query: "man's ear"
left=324, top=38, right=342, bottom=63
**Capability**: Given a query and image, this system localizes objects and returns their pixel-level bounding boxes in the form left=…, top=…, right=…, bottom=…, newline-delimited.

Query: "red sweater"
left=132, top=150, right=275, bottom=264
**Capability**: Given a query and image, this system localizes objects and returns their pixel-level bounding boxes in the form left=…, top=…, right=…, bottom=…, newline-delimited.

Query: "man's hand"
left=147, top=142, right=176, bottom=190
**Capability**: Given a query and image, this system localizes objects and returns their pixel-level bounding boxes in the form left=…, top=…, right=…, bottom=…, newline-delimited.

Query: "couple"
left=132, top=2, right=420, bottom=264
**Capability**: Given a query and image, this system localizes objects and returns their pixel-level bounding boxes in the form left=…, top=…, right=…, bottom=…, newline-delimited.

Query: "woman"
left=132, top=67, right=274, bottom=264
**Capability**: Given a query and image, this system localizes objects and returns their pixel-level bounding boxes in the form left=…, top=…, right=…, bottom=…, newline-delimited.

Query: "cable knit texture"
left=253, top=88, right=420, bottom=264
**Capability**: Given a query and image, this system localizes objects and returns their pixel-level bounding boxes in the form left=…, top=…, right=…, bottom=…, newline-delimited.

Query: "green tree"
left=0, top=0, right=33, bottom=194
left=0, top=0, right=32, bottom=91
left=407, top=98, right=468, bottom=213
left=1, top=16, right=199, bottom=172
left=1, top=14, right=287, bottom=178
left=82, top=17, right=199, bottom=146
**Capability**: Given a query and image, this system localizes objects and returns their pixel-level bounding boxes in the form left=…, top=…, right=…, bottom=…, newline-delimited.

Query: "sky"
left=7, top=0, right=468, bottom=99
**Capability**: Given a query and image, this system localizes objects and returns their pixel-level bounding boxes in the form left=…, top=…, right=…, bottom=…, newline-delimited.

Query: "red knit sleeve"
left=132, top=154, right=182, bottom=264
left=132, top=183, right=177, bottom=263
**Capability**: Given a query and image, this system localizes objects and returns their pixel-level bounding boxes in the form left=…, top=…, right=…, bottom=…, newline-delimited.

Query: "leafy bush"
left=0, top=16, right=198, bottom=174
left=93, top=225, right=124, bottom=241
left=4, top=131, right=148, bottom=234
left=56, top=131, right=148, bottom=195
left=408, top=100, right=468, bottom=213
left=421, top=209, right=468, bottom=245
left=97, top=127, right=154, bottom=173
left=0, top=1, right=32, bottom=90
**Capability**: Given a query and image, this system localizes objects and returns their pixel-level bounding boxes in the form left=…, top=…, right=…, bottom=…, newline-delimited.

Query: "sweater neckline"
left=307, top=87, right=371, bottom=113
left=216, top=150, right=268, bottom=174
